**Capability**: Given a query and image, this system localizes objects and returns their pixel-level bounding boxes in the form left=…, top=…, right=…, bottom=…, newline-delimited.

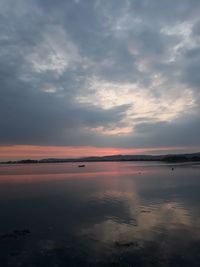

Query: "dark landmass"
left=1, top=152, right=200, bottom=164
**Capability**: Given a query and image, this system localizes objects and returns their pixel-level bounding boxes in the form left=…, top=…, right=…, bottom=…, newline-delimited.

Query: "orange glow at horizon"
left=0, top=145, right=193, bottom=161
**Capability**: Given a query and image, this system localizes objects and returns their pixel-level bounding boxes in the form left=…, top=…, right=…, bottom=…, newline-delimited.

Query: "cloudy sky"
left=0, top=0, right=200, bottom=160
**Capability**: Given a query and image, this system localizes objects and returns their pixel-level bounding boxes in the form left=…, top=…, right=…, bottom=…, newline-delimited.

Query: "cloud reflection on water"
left=0, top=162, right=200, bottom=266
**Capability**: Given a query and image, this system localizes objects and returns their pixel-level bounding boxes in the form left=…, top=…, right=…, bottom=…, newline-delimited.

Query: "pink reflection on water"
left=0, top=162, right=153, bottom=184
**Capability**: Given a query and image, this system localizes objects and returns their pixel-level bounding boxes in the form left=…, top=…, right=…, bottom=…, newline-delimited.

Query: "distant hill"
left=1, top=152, right=200, bottom=164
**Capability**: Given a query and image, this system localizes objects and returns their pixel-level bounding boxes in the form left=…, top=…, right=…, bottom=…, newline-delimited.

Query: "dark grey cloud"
left=0, top=64, right=130, bottom=145
left=0, top=0, right=200, bottom=150
left=192, top=21, right=200, bottom=36
left=132, top=114, right=200, bottom=147
left=79, top=112, right=200, bottom=149
left=181, top=48, right=200, bottom=92
left=129, top=0, right=200, bottom=24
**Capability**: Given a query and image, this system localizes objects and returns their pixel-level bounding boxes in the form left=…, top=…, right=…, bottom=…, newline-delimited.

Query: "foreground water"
left=0, top=162, right=199, bottom=266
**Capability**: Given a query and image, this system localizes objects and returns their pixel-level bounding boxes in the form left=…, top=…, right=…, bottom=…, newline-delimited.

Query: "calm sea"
left=0, top=162, right=200, bottom=266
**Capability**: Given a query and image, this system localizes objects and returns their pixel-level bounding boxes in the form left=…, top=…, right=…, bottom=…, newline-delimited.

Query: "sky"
left=0, top=0, right=200, bottom=160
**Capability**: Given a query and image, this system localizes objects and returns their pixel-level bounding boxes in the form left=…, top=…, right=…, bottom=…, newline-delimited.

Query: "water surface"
left=0, top=162, right=200, bottom=266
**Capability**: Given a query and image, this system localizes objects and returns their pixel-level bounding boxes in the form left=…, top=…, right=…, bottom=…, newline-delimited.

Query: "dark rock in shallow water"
left=115, top=241, right=139, bottom=248
left=10, top=250, right=20, bottom=257
left=78, top=164, right=85, bottom=167
left=22, top=229, right=31, bottom=234
left=0, top=229, right=31, bottom=241
left=14, top=229, right=31, bottom=236
left=140, top=209, right=151, bottom=213
left=0, top=233, right=18, bottom=240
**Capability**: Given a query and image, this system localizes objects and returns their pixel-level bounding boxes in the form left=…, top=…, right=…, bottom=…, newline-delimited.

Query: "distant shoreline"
left=1, top=152, right=200, bottom=165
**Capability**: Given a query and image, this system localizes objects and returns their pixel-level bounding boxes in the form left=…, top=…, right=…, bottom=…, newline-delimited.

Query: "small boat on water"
left=78, top=164, right=85, bottom=168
